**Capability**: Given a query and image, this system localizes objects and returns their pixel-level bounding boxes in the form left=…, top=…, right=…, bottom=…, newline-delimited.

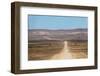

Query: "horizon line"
left=28, top=28, right=88, bottom=30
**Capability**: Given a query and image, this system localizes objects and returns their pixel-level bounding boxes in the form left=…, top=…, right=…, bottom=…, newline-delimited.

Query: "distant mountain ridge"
left=28, top=28, right=88, bottom=41
left=29, top=28, right=87, bottom=31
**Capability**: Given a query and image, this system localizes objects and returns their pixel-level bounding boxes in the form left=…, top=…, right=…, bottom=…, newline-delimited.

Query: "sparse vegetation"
left=28, top=40, right=64, bottom=60
left=28, top=40, right=88, bottom=60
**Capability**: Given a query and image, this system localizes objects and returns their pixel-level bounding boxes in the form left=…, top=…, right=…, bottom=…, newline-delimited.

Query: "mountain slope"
left=28, top=28, right=87, bottom=41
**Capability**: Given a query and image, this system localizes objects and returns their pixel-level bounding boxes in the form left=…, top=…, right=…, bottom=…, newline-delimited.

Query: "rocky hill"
left=28, top=28, right=87, bottom=41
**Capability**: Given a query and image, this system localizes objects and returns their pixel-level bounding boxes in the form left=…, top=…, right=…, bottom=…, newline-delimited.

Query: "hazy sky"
left=28, top=15, right=88, bottom=29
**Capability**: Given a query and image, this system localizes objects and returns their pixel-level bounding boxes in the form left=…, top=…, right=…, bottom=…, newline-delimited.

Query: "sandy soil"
left=50, top=41, right=87, bottom=59
left=28, top=41, right=87, bottom=60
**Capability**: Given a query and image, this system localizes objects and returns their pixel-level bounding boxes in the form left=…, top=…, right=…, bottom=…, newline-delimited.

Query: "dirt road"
left=50, top=41, right=87, bottom=59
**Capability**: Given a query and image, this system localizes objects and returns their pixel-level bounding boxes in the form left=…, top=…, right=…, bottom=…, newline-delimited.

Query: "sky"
left=28, top=15, right=88, bottom=30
